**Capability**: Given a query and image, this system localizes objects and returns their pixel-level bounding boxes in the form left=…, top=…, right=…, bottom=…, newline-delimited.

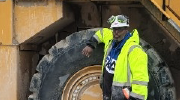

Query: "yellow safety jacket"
left=93, top=28, right=149, bottom=100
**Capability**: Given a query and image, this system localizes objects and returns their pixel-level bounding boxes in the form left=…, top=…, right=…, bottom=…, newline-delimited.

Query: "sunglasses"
left=112, top=27, right=126, bottom=31
left=107, top=15, right=129, bottom=24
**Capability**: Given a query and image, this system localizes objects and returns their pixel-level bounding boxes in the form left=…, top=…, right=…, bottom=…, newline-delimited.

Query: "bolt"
left=82, top=81, right=85, bottom=84
left=77, top=86, right=80, bottom=90
left=93, top=77, right=96, bottom=80
left=89, top=77, right=93, bottom=81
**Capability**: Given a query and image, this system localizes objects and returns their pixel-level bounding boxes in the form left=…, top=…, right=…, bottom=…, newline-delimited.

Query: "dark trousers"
left=103, top=86, right=127, bottom=100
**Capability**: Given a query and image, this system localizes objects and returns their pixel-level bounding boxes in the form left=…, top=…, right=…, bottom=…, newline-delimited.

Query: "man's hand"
left=82, top=46, right=93, bottom=57
left=122, top=88, right=130, bottom=99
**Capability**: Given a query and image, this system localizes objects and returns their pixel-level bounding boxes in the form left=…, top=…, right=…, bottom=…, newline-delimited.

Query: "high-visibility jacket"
left=93, top=28, right=149, bottom=100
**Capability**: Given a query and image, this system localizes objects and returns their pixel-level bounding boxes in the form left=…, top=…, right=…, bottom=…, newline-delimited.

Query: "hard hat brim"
left=110, top=23, right=129, bottom=28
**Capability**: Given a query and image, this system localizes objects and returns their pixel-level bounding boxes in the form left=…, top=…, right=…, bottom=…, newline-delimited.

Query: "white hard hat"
left=107, top=15, right=129, bottom=28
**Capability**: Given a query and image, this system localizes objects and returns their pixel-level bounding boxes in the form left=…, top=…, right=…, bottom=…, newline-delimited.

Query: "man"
left=82, top=15, right=149, bottom=100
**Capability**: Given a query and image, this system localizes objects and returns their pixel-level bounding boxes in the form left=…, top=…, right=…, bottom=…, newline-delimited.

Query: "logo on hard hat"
left=114, top=23, right=118, bottom=25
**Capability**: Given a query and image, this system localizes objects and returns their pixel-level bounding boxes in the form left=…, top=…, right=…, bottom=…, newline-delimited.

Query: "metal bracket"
left=168, top=19, right=180, bottom=33
left=20, top=44, right=39, bottom=51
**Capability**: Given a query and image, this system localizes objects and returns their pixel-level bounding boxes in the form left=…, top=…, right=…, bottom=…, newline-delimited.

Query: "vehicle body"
left=0, top=0, right=180, bottom=100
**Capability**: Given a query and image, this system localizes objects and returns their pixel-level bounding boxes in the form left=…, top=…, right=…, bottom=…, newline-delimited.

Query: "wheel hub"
left=62, top=66, right=102, bottom=100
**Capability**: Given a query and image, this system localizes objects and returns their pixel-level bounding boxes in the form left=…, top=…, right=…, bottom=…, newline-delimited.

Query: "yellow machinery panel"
left=166, top=0, right=180, bottom=28
left=0, top=46, right=18, bottom=100
left=167, top=0, right=180, bottom=17
left=0, top=0, right=74, bottom=100
left=14, top=0, right=63, bottom=43
left=150, top=0, right=180, bottom=29
left=0, top=0, right=13, bottom=45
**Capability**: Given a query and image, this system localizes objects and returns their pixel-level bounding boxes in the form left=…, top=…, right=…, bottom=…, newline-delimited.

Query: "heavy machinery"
left=0, top=0, right=180, bottom=100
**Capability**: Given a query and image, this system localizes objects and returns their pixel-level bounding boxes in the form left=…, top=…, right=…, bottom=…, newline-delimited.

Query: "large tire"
left=28, top=28, right=176, bottom=100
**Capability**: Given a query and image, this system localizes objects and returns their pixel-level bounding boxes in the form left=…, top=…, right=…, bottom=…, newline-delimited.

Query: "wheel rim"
left=62, top=65, right=102, bottom=100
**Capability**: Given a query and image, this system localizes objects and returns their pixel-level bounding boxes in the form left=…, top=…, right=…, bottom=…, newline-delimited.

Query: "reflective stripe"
left=130, top=92, right=145, bottom=100
left=93, top=34, right=101, bottom=43
left=128, top=45, right=142, bottom=55
left=93, top=28, right=104, bottom=43
left=112, top=81, right=131, bottom=87
left=100, top=28, right=103, bottom=37
left=128, top=45, right=146, bottom=100
left=127, top=60, right=131, bottom=86
left=132, top=80, right=148, bottom=86
left=113, top=45, right=143, bottom=87
left=127, top=45, right=142, bottom=87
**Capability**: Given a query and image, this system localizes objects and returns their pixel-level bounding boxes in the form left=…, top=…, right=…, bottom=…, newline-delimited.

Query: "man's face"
left=112, top=27, right=127, bottom=41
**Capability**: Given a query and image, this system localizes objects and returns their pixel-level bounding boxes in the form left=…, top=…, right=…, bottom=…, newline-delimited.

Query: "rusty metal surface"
left=19, top=44, right=39, bottom=51
left=75, top=2, right=101, bottom=27
left=18, top=51, right=39, bottom=100
left=0, top=0, right=13, bottom=45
